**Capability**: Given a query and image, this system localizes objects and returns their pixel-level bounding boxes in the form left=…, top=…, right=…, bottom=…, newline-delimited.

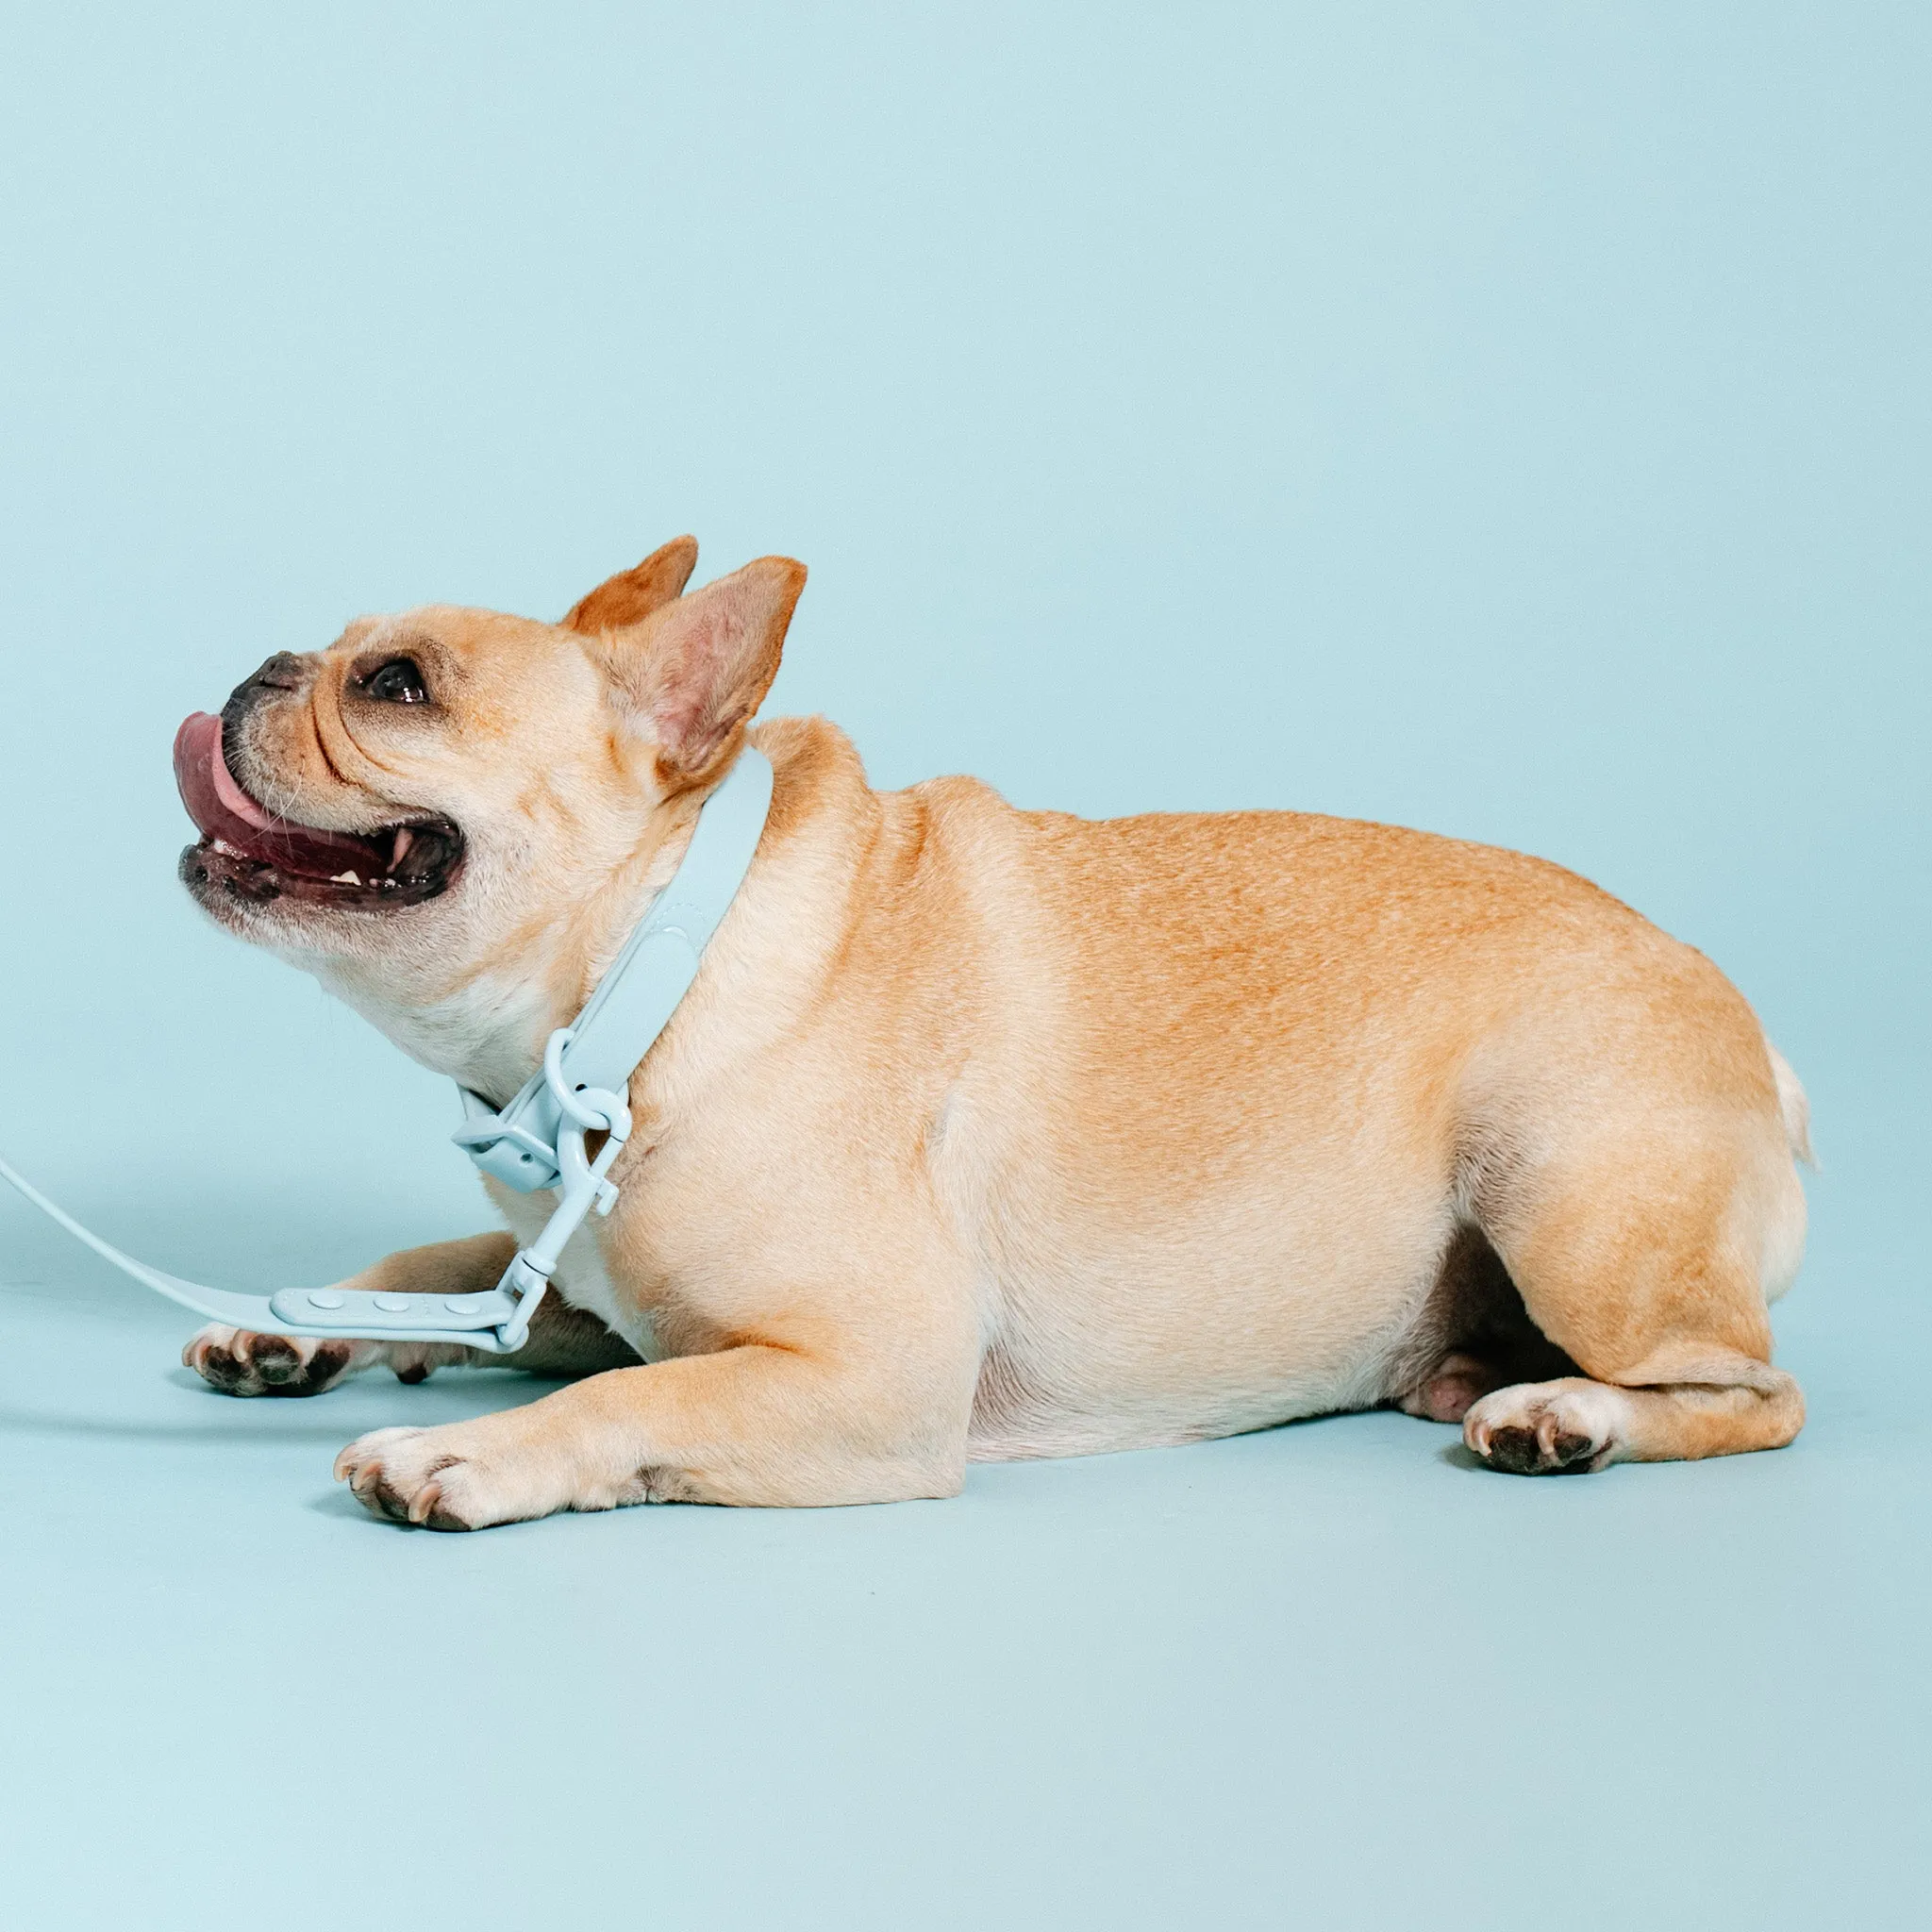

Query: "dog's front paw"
left=334, top=1426, right=473, bottom=1528
left=334, top=1418, right=604, bottom=1531
left=1464, top=1377, right=1631, bottom=1474
left=185, top=1324, right=369, bottom=1398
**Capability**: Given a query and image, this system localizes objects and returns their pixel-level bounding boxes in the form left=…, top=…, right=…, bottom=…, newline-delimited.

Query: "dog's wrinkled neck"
left=296, top=721, right=874, bottom=1113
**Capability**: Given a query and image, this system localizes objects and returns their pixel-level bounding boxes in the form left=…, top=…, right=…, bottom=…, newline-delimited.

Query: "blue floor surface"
left=2, top=1184, right=1924, bottom=1930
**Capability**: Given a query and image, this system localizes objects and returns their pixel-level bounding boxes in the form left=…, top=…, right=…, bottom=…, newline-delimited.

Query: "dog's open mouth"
left=174, top=711, right=463, bottom=908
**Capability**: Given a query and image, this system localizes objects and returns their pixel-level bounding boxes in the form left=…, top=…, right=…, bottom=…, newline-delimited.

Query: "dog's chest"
left=558, top=1235, right=662, bottom=1361
left=491, top=1186, right=662, bottom=1362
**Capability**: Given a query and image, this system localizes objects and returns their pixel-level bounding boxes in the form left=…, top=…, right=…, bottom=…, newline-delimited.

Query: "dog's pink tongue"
left=174, top=712, right=277, bottom=842
left=173, top=710, right=374, bottom=874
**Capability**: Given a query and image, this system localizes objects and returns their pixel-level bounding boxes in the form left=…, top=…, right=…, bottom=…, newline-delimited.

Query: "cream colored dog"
left=176, top=538, right=1811, bottom=1528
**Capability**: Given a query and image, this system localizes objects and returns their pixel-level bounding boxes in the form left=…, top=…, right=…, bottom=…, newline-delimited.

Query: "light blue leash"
left=0, top=748, right=774, bottom=1355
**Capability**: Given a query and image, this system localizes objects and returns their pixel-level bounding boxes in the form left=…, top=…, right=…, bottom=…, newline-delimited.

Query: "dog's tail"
left=1768, top=1042, right=1817, bottom=1169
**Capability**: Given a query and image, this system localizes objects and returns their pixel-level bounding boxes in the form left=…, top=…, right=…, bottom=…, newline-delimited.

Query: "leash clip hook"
left=482, top=1028, right=638, bottom=1351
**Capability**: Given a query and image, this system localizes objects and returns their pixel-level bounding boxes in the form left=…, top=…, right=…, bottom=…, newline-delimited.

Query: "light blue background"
left=1, top=6, right=1925, bottom=1927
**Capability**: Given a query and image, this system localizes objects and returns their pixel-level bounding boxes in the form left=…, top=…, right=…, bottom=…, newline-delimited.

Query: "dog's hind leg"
left=1457, top=1053, right=1808, bottom=1474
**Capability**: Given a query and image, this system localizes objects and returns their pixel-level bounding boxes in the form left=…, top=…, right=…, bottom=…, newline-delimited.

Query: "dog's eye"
left=362, top=658, right=429, bottom=705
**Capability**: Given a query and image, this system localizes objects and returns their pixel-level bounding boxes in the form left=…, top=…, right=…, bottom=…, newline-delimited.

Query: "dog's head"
left=176, top=538, right=805, bottom=998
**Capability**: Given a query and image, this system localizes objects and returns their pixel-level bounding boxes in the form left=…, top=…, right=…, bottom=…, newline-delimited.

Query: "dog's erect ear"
left=561, top=536, right=700, bottom=634
left=598, top=556, right=806, bottom=786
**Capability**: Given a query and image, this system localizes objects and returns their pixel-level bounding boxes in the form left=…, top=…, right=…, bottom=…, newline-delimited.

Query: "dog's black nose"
left=242, top=651, right=305, bottom=693
left=222, top=652, right=308, bottom=730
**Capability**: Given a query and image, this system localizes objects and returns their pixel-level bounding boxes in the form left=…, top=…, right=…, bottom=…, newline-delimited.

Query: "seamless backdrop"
left=1, top=7, right=1926, bottom=1930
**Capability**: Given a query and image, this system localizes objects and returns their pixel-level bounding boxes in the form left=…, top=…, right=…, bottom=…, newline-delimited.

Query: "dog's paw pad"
left=183, top=1324, right=361, bottom=1398
left=1464, top=1380, right=1627, bottom=1475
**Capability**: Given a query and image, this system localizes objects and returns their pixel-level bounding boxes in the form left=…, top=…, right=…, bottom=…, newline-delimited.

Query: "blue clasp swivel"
left=481, top=1026, right=635, bottom=1350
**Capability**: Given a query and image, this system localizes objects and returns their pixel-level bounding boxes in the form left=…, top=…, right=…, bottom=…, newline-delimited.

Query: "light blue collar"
left=1, top=747, right=774, bottom=1354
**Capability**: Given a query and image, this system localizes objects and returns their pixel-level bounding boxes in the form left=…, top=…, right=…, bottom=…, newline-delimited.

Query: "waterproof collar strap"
left=0, top=747, right=774, bottom=1356
left=451, top=744, right=775, bottom=1195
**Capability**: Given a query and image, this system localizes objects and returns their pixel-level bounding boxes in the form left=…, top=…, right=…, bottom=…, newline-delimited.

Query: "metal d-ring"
left=541, top=1025, right=634, bottom=1141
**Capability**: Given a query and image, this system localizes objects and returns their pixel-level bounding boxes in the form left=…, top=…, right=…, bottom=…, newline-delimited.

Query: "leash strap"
left=1, top=748, right=774, bottom=1354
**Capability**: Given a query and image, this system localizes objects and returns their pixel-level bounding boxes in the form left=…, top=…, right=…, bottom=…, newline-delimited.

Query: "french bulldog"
left=176, top=538, right=1810, bottom=1528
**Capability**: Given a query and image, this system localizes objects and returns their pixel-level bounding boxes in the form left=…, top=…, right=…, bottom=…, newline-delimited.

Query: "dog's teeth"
left=391, top=826, right=413, bottom=870
left=331, top=871, right=362, bottom=886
